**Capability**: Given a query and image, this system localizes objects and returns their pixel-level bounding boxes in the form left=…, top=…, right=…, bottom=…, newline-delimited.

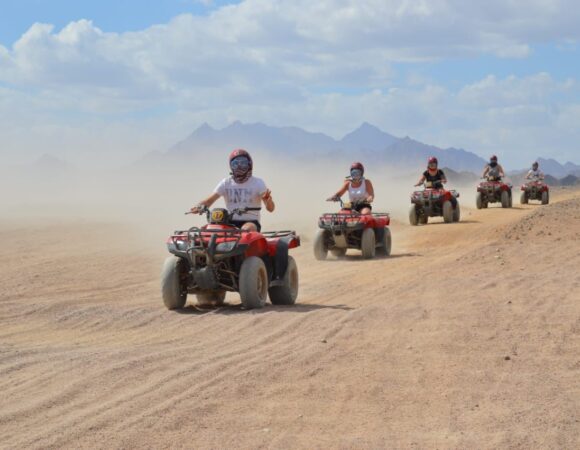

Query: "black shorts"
left=229, top=220, right=262, bottom=232
left=353, top=202, right=372, bottom=213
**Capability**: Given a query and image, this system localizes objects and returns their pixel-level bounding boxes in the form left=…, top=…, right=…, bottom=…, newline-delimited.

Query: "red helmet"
left=490, top=154, right=498, bottom=162
left=229, top=148, right=253, bottom=167
left=428, top=156, right=438, bottom=166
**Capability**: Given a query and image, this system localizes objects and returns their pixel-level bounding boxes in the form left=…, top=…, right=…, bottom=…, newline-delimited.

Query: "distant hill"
left=161, top=121, right=488, bottom=172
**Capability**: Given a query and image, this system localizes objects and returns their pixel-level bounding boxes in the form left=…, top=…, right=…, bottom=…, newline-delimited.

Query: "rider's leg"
left=241, top=222, right=258, bottom=232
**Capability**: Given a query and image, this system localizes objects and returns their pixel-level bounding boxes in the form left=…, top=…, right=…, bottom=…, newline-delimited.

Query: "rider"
left=190, top=149, right=275, bottom=231
left=414, top=157, right=457, bottom=207
left=414, top=156, right=447, bottom=188
left=327, top=162, right=374, bottom=214
left=482, top=155, right=505, bottom=181
left=526, top=161, right=545, bottom=181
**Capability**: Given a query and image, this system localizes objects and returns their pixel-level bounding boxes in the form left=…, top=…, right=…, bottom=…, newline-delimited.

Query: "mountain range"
left=165, top=121, right=487, bottom=172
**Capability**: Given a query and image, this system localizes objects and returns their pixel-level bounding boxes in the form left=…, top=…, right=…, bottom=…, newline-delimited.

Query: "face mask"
left=490, top=161, right=498, bottom=168
left=230, top=156, right=252, bottom=182
left=350, top=169, right=363, bottom=180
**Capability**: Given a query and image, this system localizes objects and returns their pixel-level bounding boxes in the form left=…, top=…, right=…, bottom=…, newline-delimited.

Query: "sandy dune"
left=1, top=188, right=579, bottom=449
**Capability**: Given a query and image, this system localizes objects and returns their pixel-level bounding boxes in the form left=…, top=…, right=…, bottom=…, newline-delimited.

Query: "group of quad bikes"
left=161, top=177, right=549, bottom=311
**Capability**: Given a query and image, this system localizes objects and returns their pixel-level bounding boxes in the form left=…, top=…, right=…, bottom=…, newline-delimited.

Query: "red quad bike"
left=476, top=177, right=513, bottom=209
left=314, top=199, right=391, bottom=260
left=161, top=207, right=300, bottom=310
left=520, top=180, right=549, bottom=205
left=409, top=181, right=460, bottom=225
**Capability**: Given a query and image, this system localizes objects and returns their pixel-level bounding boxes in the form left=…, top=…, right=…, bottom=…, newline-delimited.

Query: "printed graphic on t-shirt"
left=214, top=176, right=267, bottom=221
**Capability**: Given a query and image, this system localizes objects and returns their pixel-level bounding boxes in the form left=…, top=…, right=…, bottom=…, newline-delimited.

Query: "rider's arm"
left=498, top=164, right=505, bottom=177
left=191, top=192, right=220, bottom=213
left=525, top=170, right=532, bottom=179
left=330, top=180, right=349, bottom=200
left=440, top=170, right=447, bottom=184
left=482, top=165, right=489, bottom=178
left=365, top=179, right=375, bottom=202
left=262, top=189, right=275, bottom=212
left=415, top=174, right=426, bottom=186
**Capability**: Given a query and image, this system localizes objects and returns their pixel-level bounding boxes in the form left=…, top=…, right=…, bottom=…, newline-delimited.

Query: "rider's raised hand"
left=262, top=189, right=272, bottom=200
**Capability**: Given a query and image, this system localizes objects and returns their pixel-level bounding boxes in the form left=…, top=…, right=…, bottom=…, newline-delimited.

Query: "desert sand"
left=1, top=188, right=579, bottom=449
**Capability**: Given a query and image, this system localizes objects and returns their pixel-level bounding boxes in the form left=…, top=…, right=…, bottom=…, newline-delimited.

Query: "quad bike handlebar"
left=185, top=205, right=261, bottom=218
left=326, top=197, right=370, bottom=209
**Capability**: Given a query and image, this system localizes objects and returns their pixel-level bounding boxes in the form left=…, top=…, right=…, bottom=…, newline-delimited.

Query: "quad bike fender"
left=244, top=237, right=269, bottom=258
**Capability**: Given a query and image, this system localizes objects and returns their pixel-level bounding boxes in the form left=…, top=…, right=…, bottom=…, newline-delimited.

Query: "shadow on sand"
left=175, top=302, right=354, bottom=315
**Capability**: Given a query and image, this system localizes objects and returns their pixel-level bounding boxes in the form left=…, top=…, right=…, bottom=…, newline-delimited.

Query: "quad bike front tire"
left=361, top=228, right=376, bottom=259
left=330, top=248, right=347, bottom=258
left=268, top=256, right=299, bottom=305
left=520, top=192, right=528, bottom=204
left=443, top=200, right=454, bottom=223
left=409, top=204, right=419, bottom=226
left=377, top=227, right=392, bottom=257
left=196, top=290, right=226, bottom=307
left=239, top=256, right=268, bottom=309
left=419, top=214, right=428, bottom=224
left=542, top=191, right=549, bottom=205
left=501, top=190, right=510, bottom=208
left=313, top=229, right=329, bottom=261
left=476, top=192, right=483, bottom=210
left=453, top=202, right=461, bottom=222
left=161, top=256, right=187, bottom=310
left=509, top=191, right=513, bottom=208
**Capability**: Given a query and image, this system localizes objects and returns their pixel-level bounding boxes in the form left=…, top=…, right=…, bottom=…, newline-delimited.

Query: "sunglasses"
left=350, top=169, right=363, bottom=178
left=428, top=163, right=437, bottom=168
left=230, top=157, right=250, bottom=170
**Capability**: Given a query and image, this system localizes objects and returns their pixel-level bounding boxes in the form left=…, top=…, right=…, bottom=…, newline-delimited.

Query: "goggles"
left=230, top=156, right=250, bottom=171
left=350, top=169, right=363, bottom=178
left=428, top=162, right=437, bottom=169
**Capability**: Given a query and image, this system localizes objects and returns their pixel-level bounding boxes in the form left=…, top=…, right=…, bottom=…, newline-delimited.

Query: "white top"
left=214, top=176, right=267, bottom=221
left=348, top=179, right=368, bottom=202
left=527, top=169, right=544, bottom=180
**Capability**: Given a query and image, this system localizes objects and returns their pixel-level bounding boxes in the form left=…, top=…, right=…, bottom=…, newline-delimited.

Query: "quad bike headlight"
left=216, top=241, right=236, bottom=252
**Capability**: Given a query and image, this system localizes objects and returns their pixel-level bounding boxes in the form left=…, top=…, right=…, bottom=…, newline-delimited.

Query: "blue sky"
left=0, top=0, right=579, bottom=168
left=0, top=0, right=241, bottom=46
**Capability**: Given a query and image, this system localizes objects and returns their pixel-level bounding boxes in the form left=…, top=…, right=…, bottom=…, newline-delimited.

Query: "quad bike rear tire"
left=443, top=200, right=454, bottom=223
left=501, top=190, right=510, bottom=208
left=361, top=228, right=376, bottom=259
left=313, top=229, right=329, bottom=261
left=161, top=256, right=187, bottom=310
left=453, top=202, right=461, bottom=222
left=520, top=192, right=528, bottom=204
left=196, top=290, right=226, bottom=307
left=239, top=256, right=268, bottom=309
left=409, top=204, right=419, bottom=226
left=509, top=191, right=513, bottom=208
left=377, top=227, right=392, bottom=257
left=330, top=248, right=347, bottom=258
left=419, top=214, right=428, bottom=224
left=542, top=191, right=549, bottom=205
left=476, top=192, right=483, bottom=210
left=268, top=256, right=299, bottom=305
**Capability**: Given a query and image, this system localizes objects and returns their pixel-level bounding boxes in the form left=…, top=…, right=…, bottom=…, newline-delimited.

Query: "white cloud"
left=0, top=0, right=579, bottom=167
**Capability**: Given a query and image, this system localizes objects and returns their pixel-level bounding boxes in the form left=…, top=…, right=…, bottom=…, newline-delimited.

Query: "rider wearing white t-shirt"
left=190, top=149, right=275, bottom=231
left=526, top=162, right=545, bottom=181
